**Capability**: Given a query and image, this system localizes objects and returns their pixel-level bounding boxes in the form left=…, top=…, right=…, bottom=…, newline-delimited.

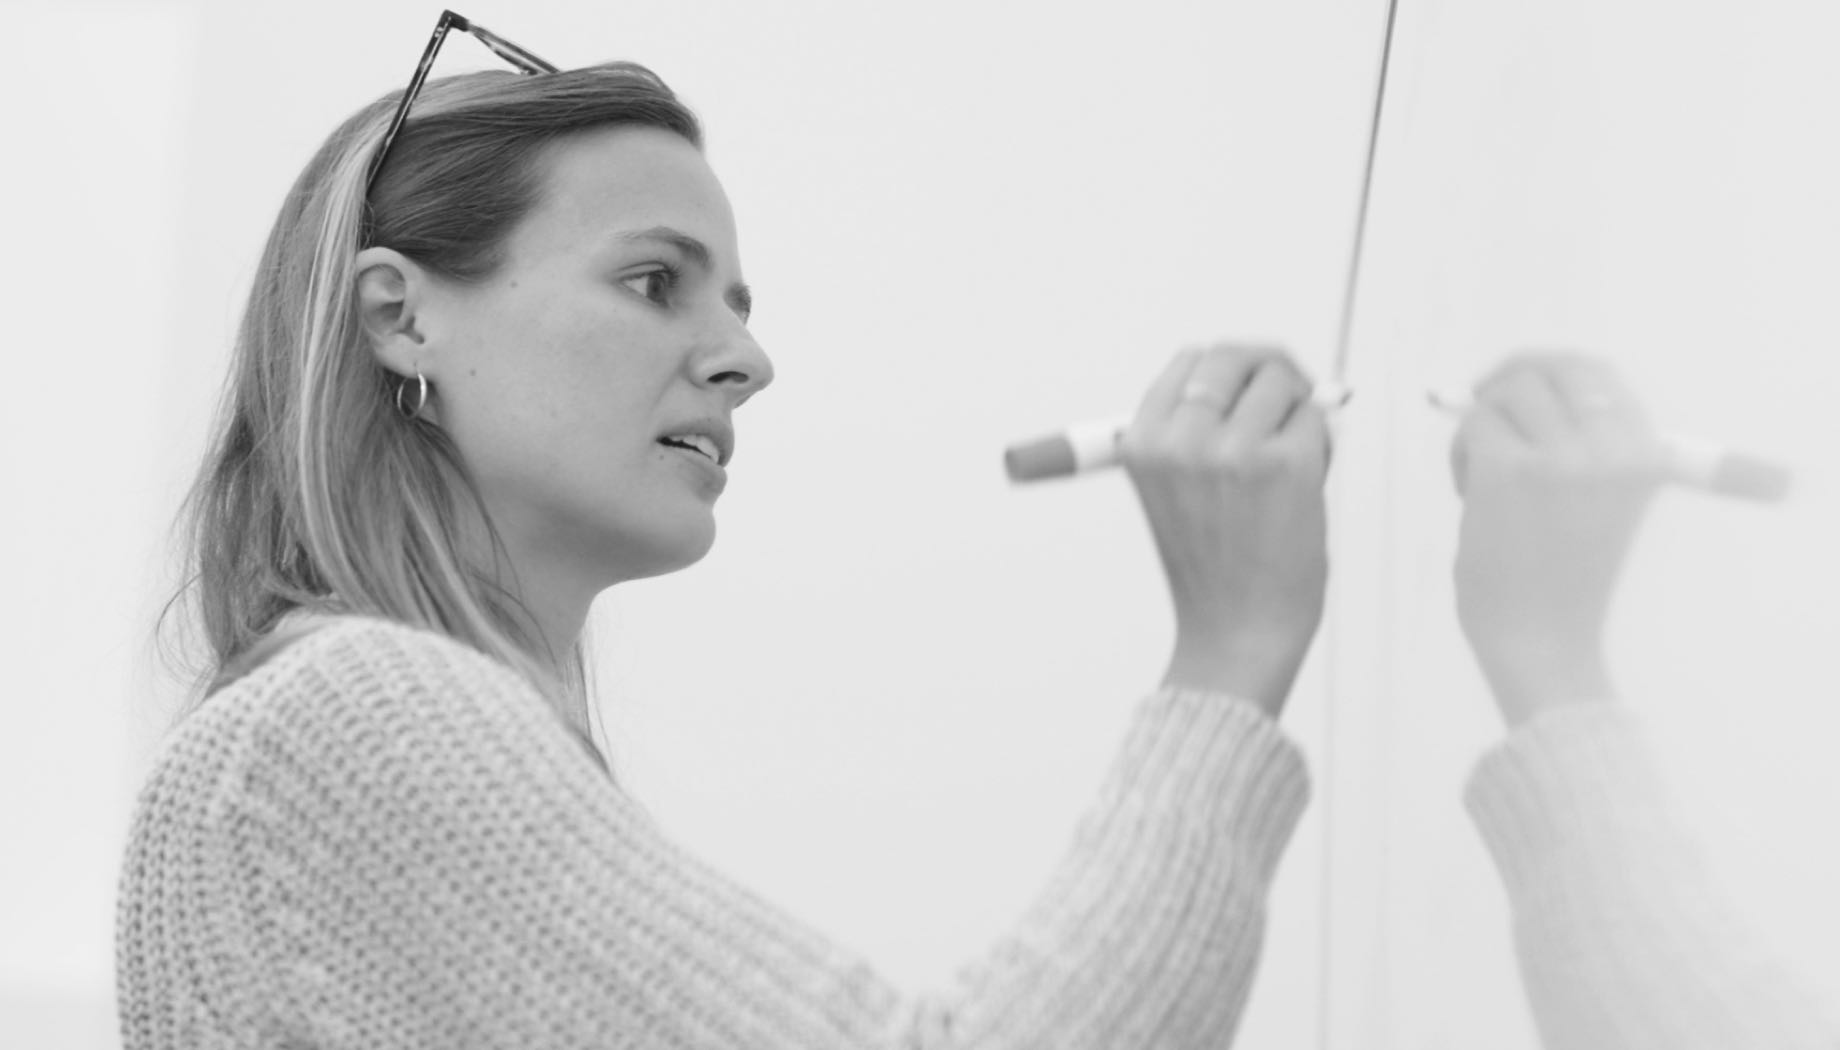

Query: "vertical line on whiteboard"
left=1332, top=0, right=1403, bottom=387
left=1324, top=0, right=1403, bottom=1045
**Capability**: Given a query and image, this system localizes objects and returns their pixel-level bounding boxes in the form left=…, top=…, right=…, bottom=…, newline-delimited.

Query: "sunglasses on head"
left=365, top=10, right=559, bottom=195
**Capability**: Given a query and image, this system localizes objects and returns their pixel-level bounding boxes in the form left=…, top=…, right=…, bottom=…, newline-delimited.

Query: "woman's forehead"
left=526, top=126, right=735, bottom=249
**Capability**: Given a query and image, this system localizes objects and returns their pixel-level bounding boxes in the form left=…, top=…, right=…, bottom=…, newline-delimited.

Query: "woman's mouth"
left=658, top=434, right=721, bottom=462
left=658, top=438, right=728, bottom=495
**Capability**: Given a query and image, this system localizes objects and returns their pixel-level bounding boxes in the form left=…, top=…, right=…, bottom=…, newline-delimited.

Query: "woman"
left=1448, top=352, right=1837, bottom=1048
left=117, top=41, right=1335, bottom=1049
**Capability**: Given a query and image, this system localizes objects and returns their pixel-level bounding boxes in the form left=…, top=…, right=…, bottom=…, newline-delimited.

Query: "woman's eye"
left=621, top=267, right=678, bottom=305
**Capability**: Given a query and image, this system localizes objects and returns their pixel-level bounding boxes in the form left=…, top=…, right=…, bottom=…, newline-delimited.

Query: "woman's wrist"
left=1162, top=631, right=1310, bottom=718
left=1470, top=633, right=1618, bottom=727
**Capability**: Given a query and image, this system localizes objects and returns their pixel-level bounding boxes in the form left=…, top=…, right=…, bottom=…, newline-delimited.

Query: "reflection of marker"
left=1425, top=388, right=1793, bottom=503
left=1005, top=385, right=1353, bottom=483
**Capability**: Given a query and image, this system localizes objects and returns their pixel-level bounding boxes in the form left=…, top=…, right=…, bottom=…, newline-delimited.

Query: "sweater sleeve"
left=122, top=616, right=1309, bottom=1049
left=1464, top=703, right=1838, bottom=1050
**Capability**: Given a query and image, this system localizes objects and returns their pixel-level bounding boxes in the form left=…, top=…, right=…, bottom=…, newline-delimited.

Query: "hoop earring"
left=395, top=369, right=430, bottom=420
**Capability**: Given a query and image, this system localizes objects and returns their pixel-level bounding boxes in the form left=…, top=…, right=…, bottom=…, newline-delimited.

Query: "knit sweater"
left=115, top=614, right=1310, bottom=1048
left=116, top=614, right=1836, bottom=1048
left=1463, top=704, right=1837, bottom=1049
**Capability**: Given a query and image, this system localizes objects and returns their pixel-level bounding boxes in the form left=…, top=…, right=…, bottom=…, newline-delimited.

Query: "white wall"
left=0, top=1, right=200, bottom=1044
left=6, top=0, right=1838, bottom=1047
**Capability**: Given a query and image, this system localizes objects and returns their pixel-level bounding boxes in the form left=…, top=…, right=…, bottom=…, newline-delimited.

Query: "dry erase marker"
left=1004, top=385, right=1353, bottom=483
left=1425, top=388, right=1792, bottom=503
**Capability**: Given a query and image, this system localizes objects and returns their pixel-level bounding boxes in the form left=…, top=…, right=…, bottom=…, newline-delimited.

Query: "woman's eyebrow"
left=612, top=225, right=753, bottom=318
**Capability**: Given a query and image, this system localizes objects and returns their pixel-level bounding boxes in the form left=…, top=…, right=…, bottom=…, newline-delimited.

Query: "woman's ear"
left=353, top=246, right=429, bottom=376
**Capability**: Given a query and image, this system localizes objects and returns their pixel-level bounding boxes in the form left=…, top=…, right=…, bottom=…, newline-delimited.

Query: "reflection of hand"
left=1450, top=352, right=1667, bottom=727
left=1121, top=344, right=1332, bottom=717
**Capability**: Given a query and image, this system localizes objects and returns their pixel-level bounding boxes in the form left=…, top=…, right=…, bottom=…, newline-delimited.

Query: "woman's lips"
left=660, top=441, right=727, bottom=494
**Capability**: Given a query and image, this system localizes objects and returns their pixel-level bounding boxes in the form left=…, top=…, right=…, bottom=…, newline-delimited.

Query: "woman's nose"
left=699, top=323, right=774, bottom=405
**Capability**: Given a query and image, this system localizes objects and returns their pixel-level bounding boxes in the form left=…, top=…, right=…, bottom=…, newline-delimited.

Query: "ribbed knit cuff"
left=1464, top=702, right=1686, bottom=904
left=1139, top=687, right=1312, bottom=888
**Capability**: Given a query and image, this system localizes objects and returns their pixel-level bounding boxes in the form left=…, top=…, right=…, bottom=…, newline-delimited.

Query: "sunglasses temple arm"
left=366, top=18, right=457, bottom=189
left=468, top=24, right=560, bottom=74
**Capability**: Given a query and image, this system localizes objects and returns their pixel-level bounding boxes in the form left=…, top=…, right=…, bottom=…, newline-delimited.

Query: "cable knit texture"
left=116, top=614, right=1310, bottom=1049
left=1466, top=703, right=1838, bottom=1050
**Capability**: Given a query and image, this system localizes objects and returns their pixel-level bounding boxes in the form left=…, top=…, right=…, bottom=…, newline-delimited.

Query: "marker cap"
left=1004, top=435, right=1078, bottom=482
left=1664, top=440, right=1793, bottom=502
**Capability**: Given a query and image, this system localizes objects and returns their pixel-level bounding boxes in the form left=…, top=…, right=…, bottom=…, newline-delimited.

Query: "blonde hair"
left=154, top=62, right=704, bottom=767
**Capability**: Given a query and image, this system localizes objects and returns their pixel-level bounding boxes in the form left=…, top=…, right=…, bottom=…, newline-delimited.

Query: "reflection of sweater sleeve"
left=1464, top=704, right=1837, bottom=1050
left=116, top=615, right=1310, bottom=1049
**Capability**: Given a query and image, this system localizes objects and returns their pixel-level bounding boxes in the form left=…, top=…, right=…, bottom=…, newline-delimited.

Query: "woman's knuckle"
left=1207, top=443, right=1282, bottom=480
left=1123, top=434, right=1178, bottom=469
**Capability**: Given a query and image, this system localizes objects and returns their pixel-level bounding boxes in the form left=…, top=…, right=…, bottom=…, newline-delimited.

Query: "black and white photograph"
left=5, top=0, right=1840, bottom=1046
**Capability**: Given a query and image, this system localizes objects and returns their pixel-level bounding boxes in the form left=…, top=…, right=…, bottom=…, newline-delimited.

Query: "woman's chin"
left=611, top=517, right=717, bottom=582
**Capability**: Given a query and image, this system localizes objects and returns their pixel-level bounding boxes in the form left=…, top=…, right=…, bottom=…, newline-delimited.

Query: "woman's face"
left=413, top=125, right=770, bottom=589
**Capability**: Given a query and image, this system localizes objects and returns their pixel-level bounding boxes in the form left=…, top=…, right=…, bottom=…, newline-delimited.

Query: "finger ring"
left=1180, top=381, right=1231, bottom=409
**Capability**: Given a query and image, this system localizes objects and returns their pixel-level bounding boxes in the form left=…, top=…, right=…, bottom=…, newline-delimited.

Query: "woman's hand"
left=1122, top=344, right=1332, bottom=717
left=1450, top=352, right=1667, bottom=727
